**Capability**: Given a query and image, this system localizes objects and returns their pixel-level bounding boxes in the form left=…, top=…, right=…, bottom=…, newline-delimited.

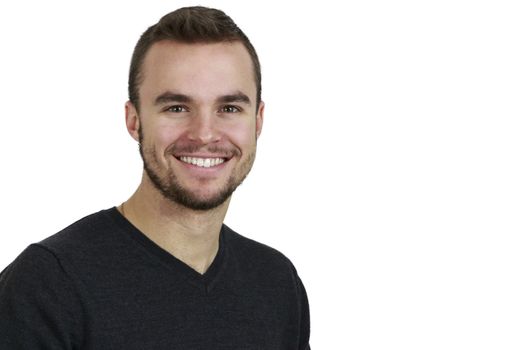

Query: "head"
left=125, top=7, right=264, bottom=211
left=129, top=6, right=261, bottom=112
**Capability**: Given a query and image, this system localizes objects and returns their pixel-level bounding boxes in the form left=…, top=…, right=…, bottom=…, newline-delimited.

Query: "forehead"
left=139, top=40, right=256, bottom=103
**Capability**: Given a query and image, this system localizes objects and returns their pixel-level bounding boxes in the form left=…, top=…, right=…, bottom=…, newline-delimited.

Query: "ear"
left=125, top=101, right=141, bottom=142
left=255, top=101, right=265, bottom=139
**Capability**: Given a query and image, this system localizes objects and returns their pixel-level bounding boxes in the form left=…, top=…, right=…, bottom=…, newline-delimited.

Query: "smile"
left=178, top=156, right=226, bottom=168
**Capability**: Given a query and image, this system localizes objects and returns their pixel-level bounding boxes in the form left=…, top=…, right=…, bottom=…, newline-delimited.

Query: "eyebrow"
left=154, top=92, right=193, bottom=106
left=217, top=92, right=251, bottom=106
left=154, top=91, right=251, bottom=106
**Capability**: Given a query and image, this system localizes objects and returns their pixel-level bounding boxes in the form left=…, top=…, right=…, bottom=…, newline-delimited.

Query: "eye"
left=220, top=105, right=241, bottom=113
left=166, top=105, right=188, bottom=113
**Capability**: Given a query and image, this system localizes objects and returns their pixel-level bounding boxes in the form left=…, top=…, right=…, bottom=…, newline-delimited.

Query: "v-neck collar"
left=105, top=207, right=227, bottom=294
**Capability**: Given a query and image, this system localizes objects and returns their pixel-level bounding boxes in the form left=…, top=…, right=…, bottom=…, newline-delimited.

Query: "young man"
left=0, top=6, right=310, bottom=349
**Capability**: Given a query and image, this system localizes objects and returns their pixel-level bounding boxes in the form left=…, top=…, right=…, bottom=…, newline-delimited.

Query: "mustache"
left=165, top=142, right=241, bottom=158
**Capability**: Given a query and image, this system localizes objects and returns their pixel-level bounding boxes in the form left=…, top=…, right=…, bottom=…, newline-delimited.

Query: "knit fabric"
left=0, top=208, right=310, bottom=349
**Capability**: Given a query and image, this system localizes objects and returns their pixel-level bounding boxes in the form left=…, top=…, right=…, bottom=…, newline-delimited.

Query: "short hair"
left=128, top=6, right=261, bottom=111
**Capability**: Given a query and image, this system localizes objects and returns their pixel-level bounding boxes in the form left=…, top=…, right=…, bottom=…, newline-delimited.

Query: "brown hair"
left=128, top=6, right=261, bottom=111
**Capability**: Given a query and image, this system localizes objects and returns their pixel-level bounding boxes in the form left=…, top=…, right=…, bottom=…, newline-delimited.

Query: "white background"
left=1, top=0, right=524, bottom=348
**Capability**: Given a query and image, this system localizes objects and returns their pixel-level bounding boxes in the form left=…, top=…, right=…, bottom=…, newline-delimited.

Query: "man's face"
left=126, top=40, right=264, bottom=210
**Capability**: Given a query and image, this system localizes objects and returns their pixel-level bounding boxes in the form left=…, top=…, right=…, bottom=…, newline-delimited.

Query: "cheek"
left=158, top=127, right=178, bottom=146
left=223, top=121, right=257, bottom=150
left=144, top=122, right=182, bottom=152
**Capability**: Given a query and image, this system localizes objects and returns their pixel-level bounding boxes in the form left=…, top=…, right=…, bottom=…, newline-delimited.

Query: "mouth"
left=176, top=156, right=229, bottom=168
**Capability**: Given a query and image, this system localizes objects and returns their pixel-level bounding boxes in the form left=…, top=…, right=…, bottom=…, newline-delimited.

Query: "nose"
left=186, top=111, right=221, bottom=144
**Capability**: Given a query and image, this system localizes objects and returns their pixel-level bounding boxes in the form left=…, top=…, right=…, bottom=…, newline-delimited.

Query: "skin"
left=120, top=40, right=264, bottom=274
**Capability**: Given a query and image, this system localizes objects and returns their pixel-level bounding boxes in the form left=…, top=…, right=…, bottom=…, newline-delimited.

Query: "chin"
left=155, top=181, right=235, bottom=211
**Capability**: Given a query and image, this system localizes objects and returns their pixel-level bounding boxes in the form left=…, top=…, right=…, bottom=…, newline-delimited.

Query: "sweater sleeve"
left=296, top=274, right=311, bottom=350
left=0, top=244, right=83, bottom=349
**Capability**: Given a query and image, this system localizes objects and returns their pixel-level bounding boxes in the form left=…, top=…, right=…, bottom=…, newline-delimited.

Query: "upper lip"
left=174, top=153, right=232, bottom=160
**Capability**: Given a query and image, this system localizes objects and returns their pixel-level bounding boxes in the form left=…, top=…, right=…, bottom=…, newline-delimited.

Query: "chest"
left=79, top=275, right=297, bottom=349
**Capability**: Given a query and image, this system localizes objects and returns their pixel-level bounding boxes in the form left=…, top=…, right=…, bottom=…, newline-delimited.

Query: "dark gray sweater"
left=0, top=208, right=310, bottom=349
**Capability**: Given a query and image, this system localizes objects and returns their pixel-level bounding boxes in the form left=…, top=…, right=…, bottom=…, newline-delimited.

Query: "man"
left=0, top=6, right=310, bottom=349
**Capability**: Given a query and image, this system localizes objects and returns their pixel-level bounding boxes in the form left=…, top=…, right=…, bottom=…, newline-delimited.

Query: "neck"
left=119, top=173, right=230, bottom=274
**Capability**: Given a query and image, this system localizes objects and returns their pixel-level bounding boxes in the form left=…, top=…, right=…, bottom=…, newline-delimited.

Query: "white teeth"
left=179, top=156, right=225, bottom=168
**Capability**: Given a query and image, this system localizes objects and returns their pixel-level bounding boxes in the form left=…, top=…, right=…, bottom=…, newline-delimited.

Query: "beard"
left=138, top=127, right=256, bottom=211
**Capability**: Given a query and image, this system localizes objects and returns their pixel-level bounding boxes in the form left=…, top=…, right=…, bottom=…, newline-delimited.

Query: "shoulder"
left=222, top=224, right=300, bottom=280
left=0, top=244, right=83, bottom=348
left=40, top=208, right=118, bottom=253
left=19, top=208, right=134, bottom=287
left=0, top=244, right=74, bottom=302
left=223, top=225, right=292, bottom=262
left=1, top=209, right=117, bottom=288
left=0, top=209, right=120, bottom=291
left=1, top=244, right=65, bottom=283
left=221, top=225, right=311, bottom=347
